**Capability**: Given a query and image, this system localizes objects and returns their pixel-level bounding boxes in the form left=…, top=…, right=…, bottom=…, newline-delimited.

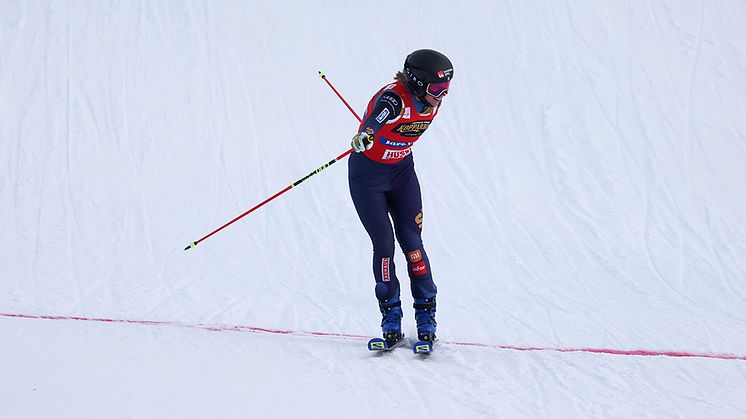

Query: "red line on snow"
left=2, top=312, right=745, bottom=362
left=0, top=312, right=371, bottom=341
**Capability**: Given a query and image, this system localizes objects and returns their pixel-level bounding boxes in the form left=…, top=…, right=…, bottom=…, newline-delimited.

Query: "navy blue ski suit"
left=348, top=80, right=438, bottom=313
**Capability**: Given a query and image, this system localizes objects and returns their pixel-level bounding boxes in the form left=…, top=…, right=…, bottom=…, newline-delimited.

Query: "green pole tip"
left=318, top=71, right=325, bottom=78
left=184, top=241, right=197, bottom=251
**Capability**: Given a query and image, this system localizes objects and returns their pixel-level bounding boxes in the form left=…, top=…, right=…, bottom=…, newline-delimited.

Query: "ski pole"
left=184, top=71, right=361, bottom=251
left=318, top=71, right=362, bottom=122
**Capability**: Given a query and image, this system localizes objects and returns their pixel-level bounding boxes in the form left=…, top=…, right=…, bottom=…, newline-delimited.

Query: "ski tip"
left=413, top=341, right=434, bottom=354
left=368, top=338, right=387, bottom=351
left=368, top=337, right=406, bottom=352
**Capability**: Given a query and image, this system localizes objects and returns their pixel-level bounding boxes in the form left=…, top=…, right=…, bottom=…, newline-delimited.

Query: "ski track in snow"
left=3, top=0, right=746, bottom=417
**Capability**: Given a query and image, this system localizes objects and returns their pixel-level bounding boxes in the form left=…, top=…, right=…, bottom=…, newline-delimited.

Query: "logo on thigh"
left=407, top=249, right=422, bottom=263
left=415, top=212, right=423, bottom=230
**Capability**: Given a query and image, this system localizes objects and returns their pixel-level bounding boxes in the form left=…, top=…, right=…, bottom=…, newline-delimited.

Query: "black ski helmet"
left=403, top=49, right=454, bottom=98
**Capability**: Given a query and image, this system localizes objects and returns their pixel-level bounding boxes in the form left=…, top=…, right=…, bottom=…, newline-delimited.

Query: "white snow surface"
left=2, top=1, right=746, bottom=417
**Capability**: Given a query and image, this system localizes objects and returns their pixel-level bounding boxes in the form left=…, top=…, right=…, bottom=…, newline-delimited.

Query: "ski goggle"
left=426, top=81, right=450, bottom=98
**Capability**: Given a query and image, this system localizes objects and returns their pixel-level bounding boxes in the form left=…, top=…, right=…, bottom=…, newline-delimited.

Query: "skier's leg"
left=349, top=154, right=402, bottom=339
left=388, top=158, right=437, bottom=338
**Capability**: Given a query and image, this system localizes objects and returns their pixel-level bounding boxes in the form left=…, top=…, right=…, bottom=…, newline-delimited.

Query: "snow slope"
left=2, top=0, right=746, bottom=417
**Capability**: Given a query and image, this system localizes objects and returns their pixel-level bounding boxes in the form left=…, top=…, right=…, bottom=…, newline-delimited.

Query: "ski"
left=368, top=336, right=407, bottom=352
left=412, top=339, right=435, bottom=354
left=412, top=333, right=437, bottom=354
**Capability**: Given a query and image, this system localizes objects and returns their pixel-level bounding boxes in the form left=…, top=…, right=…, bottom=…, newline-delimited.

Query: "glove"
left=351, top=131, right=374, bottom=153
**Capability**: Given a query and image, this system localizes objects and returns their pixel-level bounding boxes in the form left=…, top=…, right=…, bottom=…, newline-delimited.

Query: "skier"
left=348, top=49, right=453, bottom=349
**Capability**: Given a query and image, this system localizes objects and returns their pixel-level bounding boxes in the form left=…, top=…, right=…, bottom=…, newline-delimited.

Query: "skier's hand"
left=351, top=131, right=374, bottom=153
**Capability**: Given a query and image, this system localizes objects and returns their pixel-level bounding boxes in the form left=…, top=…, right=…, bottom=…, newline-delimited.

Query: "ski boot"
left=368, top=299, right=405, bottom=351
left=413, top=298, right=437, bottom=353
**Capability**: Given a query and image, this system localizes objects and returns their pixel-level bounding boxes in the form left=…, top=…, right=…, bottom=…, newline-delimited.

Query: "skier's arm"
left=351, top=91, right=402, bottom=152
left=361, top=91, right=403, bottom=134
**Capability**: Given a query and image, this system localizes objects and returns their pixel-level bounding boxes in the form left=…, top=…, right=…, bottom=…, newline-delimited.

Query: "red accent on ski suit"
left=359, top=81, right=439, bottom=164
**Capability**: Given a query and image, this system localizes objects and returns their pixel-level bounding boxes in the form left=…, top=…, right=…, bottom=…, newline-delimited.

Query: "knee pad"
left=411, top=280, right=437, bottom=300
left=375, top=282, right=400, bottom=304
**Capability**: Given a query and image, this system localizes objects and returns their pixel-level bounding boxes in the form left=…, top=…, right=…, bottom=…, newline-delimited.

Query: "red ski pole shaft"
left=184, top=72, right=362, bottom=251
left=319, top=71, right=362, bottom=123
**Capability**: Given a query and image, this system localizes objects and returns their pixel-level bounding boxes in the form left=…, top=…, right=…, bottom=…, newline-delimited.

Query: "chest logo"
left=391, top=121, right=431, bottom=137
